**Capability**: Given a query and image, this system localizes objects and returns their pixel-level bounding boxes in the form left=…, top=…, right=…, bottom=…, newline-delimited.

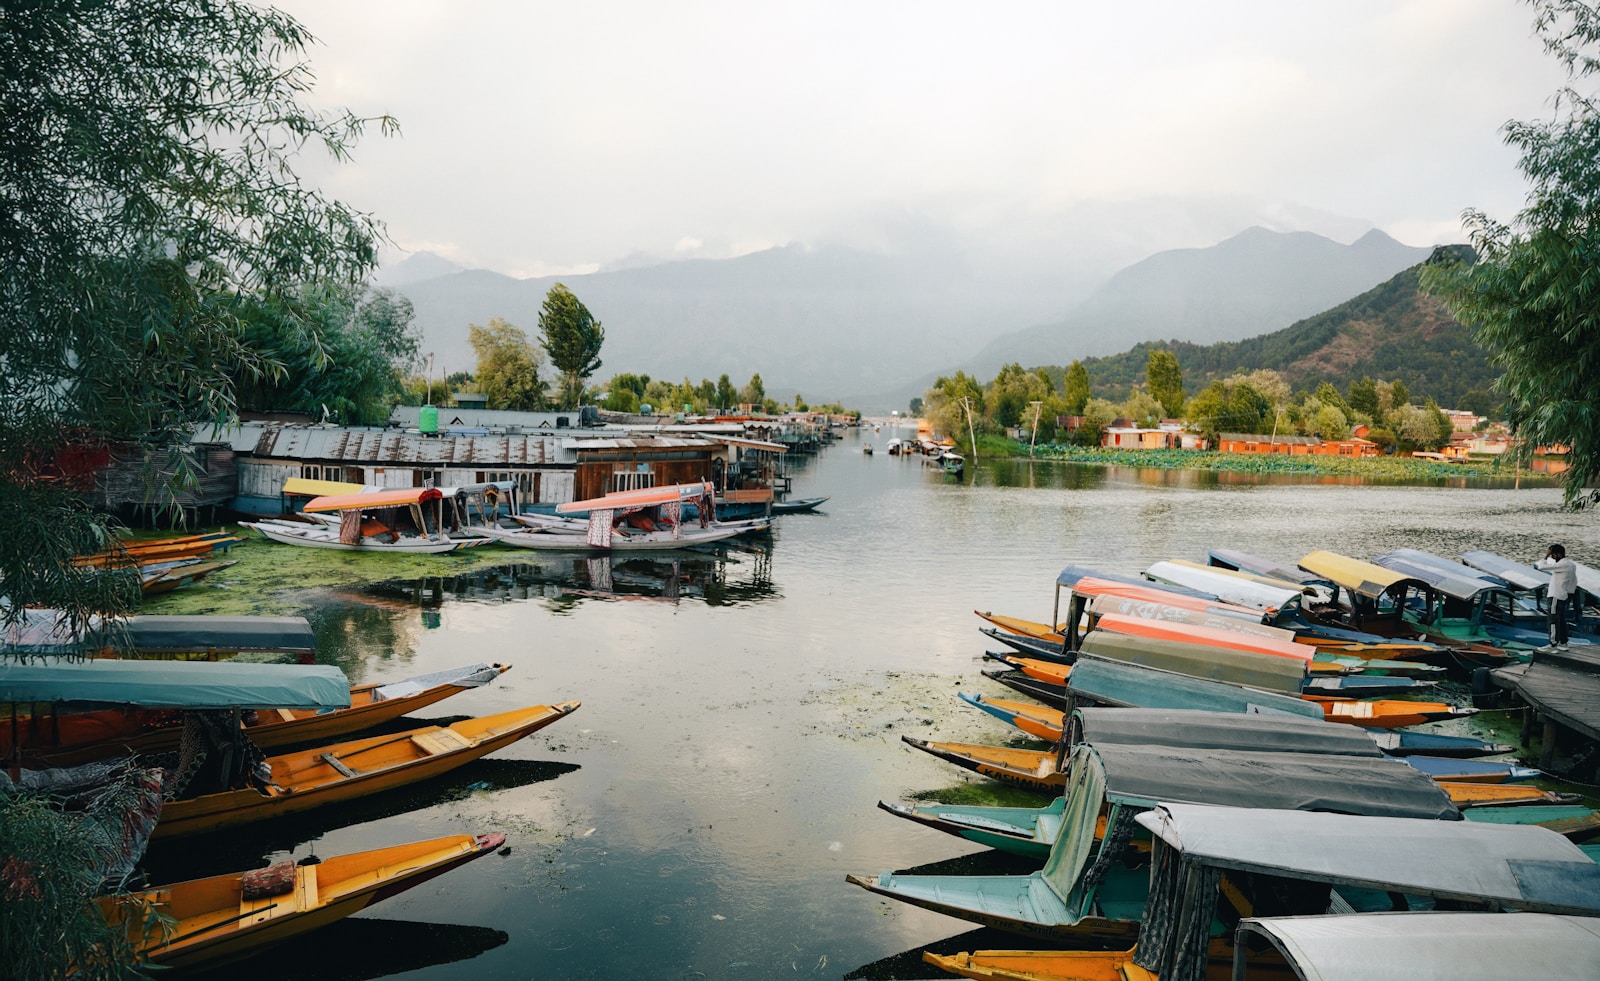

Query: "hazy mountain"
left=373, top=251, right=466, bottom=287
left=1063, top=247, right=1499, bottom=409
left=382, top=204, right=1415, bottom=405
left=965, top=228, right=1432, bottom=379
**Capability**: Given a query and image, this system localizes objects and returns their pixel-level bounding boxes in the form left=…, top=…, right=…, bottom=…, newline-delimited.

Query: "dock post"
left=1539, top=718, right=1558, bottom=770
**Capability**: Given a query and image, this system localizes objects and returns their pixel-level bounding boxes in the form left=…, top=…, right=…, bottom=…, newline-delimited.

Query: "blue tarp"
left=0, top=659, right=350, bottom=709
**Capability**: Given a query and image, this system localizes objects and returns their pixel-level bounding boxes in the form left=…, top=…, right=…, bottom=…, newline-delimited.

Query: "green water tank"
left=420, top=404, right=439, bottom=433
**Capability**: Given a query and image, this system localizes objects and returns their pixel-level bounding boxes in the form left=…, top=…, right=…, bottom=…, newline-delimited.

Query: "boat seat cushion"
left=240, top=861, right=296, bottom=899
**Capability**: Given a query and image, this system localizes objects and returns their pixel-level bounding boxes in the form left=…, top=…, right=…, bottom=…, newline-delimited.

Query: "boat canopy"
left=1079, top=630, right=1308, bottom=695
left=0, top=659, right=350, bottom=710
left=1056, top=565, right=1219, bottom=602
left=716, top=436, right=787, bottom=453
left=1092, top=613, right=1311, bottom=663
left=1145, top=560, right=1304, bottom=613
left=304, top=487, right=443, bottom=512
left=1460, top=550, right=1551, bottom=592
left=1069, top=707, right=1382, bottom=758
left=2, top=612, right=317, bottom=657
left=1299, top=550, right=1430, bottom=601
left=1232, top=912, right=1600, bottom=981
left=1066, top=653, right=1323, bottom=718
left=556, top=481, right=716, bottom=514
left=1073, top=576, right=1262, bottom=621
left=281, top=477, right=369, bottom=498
left=1210, top=547, right=1334, bottom=588
left=1173, top=557, right=1318, bottom=597
left=1373, top=549, right=1506, bottom=602
left=1574, top=559, right=1600, bottom=600
left=1137, top=802, right=1600, bottom=913
left=1085, top=594, right=1281, bottom=639
left=1082, top=744, right=1457, bottom=819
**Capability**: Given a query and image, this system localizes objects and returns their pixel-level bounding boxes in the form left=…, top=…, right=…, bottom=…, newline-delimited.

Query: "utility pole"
left=426, top=352, right=435, bottom=406
left=1028, top=400, right=1043, bottom=457
left=960, top=396, right=978, bottom=463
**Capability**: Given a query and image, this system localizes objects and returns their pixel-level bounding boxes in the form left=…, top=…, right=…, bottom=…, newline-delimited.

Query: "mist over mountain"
left=964, top=228, right=1432, bottom=378
left=382, top=200, right=1414, bottom=405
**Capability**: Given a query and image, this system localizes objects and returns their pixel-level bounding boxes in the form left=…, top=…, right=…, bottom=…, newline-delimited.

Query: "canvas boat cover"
left=1233, top=912, right=1600, bottom=981
left=715, top=435, right=787, bottom=453
left=304, top=487, right=443, bottom=512
left=280, top=477, right=369, bottom=498
left=1077, top=578, right=1263, bottom=621
left=1087, top=594, right=1280, bottom=638
left=1299, top=551, right=1429, bottom=601
left=1146, top=561, right=1304, bottom=613
left=1086, top=744, right=1457, bottom=820
left=1078, top=631, right=1309, bottom=694
left=1460, top=550, right=1550, bottom=592
left=1172, top=557, right=1319, bottom=597
left=373, top=663, right=504, bottom=700
left=1069, top=707, right=1382, bottom=758
left=557, top=481, right=716, bottom=514
left=0, top=659, right=350, bottom=710
left=1066, top=654, right=1322, bottom=718
left=1092, top=614, right=1311, bottom=663
left=2, top=612, right=317, bottom=657
left=1056, top=565, right=1219, bottom=601
left=1373, top=549, right=1506, bottom=602
left=1137, top=802, right=1600, bottom=912
left=1210, top=548, right=1332, bottom=588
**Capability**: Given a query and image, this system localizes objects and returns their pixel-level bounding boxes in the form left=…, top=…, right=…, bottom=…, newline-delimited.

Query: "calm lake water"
left=142, top=428, right=1597, bottom=981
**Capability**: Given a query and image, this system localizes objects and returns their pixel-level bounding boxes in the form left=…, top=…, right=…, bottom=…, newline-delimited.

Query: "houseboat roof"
left=211, top=423, right=564, bottom=465
left=1299, top=550, right=1432, bottom=600
left=1137, top=802, right=1600, bottom=914
left=0, top=659, right=349, bottom=710
left=304, top=487, right=443, bottom=512
left=556, top=481, right=716, bottom=514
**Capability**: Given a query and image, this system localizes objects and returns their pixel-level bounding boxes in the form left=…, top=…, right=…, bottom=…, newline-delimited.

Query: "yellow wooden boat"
left=152, top=702, right=579, bottom=839
left=13, top=663, right=512, bottom=767
left=990, top=654, right=1073, bottom=686
left=105, top=832, right=504, bottom=971
left=1437, top=782, right=1582, bottom=807
left=975, top=610, right=1068, bottom=644
left=1304, top=696, right=1473, bottom=729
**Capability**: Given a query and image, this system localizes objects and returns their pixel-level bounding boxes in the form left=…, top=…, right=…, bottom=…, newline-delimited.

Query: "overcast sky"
left=275, top=0, right=1570, bottom=278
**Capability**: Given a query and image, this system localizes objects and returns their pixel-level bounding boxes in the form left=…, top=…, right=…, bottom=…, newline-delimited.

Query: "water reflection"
left=183, top=919, right=511, bottom=981
left=342, top=549, right=780, bottom=612
left=139, top=759, right=580, bottom=883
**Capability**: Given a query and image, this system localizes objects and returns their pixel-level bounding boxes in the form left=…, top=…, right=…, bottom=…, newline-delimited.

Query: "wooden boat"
left=73, top=532, right=244, bottom=568
left=770, top=495, right=828, bottom=514
left=104, top=832, right=505, bottom=971
left=959, top=691, right=1064, bottom=742
left=12, top=663, right=511, bottom=767
left=982, top=667, right=1069, bottom=708
left=985, top=653, right=1072, bottom=687
left=1305, top=695, right=1475, bottom=729
left=241, top=518, right=469, bottom=553
left=974, top=610, right=1068, bottom=644
left=921, top=803, right=1600, bottom=981
left=479, top=522, right=743, bottom=551
left=151, top=701, right=580, bottom=839
left=1436, top=781, right=1582, bottom=807
left=240, top=487, right=485, bottom=552
left=140, top=558, right=237, bottom=596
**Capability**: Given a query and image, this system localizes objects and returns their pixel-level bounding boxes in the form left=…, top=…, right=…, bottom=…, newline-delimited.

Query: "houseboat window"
left=611, top=470, right=656, bottom=492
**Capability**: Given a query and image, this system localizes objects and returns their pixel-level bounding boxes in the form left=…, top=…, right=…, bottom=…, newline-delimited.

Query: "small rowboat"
left=984, top=653, right=1071, bottom=686
left=152, top=702, right=579, bottom=839
left=974, top=611, right=1068, bottom=645
left=1306, top=695, right=1476, bottom=729
left=478, top=523, right=744, bottom=551
left=105, top=833, right=505, bottom=971
left=958, top=692, right=1064, bottom=742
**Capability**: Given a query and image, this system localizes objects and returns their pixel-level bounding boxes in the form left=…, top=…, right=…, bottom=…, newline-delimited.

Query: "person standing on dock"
left=1536, top=543, right=1578, bottom=652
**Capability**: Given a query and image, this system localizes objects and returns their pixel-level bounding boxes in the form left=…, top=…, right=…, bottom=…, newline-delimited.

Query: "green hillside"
left=1051, top=248, right=1501, bottom=412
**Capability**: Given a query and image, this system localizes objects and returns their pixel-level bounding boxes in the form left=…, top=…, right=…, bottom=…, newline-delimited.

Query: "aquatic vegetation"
left=1025, top=444, right=1559, bottom=481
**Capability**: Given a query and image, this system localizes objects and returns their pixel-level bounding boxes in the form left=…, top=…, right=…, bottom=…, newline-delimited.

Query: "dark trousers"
left=1549, top=597, right=1571, bottom=646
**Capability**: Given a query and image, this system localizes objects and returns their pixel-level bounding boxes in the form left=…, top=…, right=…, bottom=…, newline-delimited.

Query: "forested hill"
left=1065, top=248, right=1501, bottom=410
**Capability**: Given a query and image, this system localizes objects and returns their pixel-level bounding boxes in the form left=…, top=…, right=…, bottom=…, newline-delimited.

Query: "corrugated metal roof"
left=232, top=425, right=560, bottom=465
left=564, top=437, right=716, bottom=452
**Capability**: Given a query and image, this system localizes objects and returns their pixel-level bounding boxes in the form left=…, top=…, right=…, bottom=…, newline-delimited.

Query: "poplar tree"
left=537, top=284, right=605, bottom=408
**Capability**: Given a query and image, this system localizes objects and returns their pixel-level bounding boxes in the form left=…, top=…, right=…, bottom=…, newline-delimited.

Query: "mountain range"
left=380, top=210, right=1437, bottom=412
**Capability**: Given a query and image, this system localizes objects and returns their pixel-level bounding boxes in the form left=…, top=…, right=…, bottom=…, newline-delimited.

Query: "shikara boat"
left=770, top=495, right=829, bottom=514
left=151, top=701, right=580, bottom=839
left=1143, top=559, right=1306, bottom=615
left=1305, top=694, right=1475, bottom=729
left=974, top=610, right=1069, bottom=645
left=959, top=691, right=1066, bottom=742
left=105, top=832, right=505, bottom=971
left=980, top=626, right=1075, bottom=664
left=480, top=522, right=743, bottom=551
left=74, top=531, right=245, bottom=569
left=240, top=487, right=484, bottom=552
left=9, top=662, right=510, bottom=767
left=851, top=742, right=1459, bottom=942
left=981, top=666, right=1069, bottom=708
left=140, top=558, right=238, bottom=596
left=922, top=803, right=1600, bottom=981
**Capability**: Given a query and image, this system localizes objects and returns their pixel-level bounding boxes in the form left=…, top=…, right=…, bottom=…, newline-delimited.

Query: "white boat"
left=480, top=523, right=744, bottom=551
left=511, top=511, right=770, bottom=535
left=238, top=488, right=483, bottom=553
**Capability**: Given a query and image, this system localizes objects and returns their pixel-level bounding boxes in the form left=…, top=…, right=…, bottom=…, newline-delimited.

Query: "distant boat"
left=862, top=443, right=874, bottom=455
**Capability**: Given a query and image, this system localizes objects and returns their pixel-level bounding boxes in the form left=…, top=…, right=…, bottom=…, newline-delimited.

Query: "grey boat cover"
left=1078, top=631, right=1307, bottom=695
left=1069, top=707, right=1382, bottom=758
left=1373, top=550, right=1504, bottom=603
left=1087, top=744, right=1457, bottom=820
left=1057, top=565, right=1219, bottom=601
left=104, top=615, right=317, bottom=654
left=373, top=663, right=504, bottom=700
left=1233, top=912, right=1600, bottom=981
left=1208, top=548, right=1329, bottom=587
left=1067, top=653, right=1321, bottom=717
left=1086, top=593, right=1274, bottom=634
left=1138, top=802, right=1600, bottom=913
left=1460, top=549, right=1550, bottom=592
left=0, top=659, right=350, bottom=710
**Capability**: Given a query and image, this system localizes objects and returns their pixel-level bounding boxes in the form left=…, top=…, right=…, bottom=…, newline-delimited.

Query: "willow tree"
left=1422, top=0, right=1600, bottom=506
left=1, top=2, right=391, bottom=973
left=538, top=284, right=605, bottom=408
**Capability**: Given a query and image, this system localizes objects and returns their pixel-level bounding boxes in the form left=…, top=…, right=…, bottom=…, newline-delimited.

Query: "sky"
left=275, top=0, right=1573, bottom=279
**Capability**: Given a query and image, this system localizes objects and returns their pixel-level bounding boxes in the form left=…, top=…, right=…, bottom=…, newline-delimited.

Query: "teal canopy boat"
left=1066, top=653, right=1323, bottom=718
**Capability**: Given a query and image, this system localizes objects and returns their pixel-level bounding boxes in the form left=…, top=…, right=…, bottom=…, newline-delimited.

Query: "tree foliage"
left=1146, top=350, right=1185, bottom=417
left=1421, top=0, right=1600, bottom=504
left=537, top=284, right=604, bottom=408
left=1062, top=361, right=1092, bottom=415
left=469, top=318, right=546, bottom=411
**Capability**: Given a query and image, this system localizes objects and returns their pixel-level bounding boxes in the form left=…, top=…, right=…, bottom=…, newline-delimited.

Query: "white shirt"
left=1537, top=556, right=1578, bottom=601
